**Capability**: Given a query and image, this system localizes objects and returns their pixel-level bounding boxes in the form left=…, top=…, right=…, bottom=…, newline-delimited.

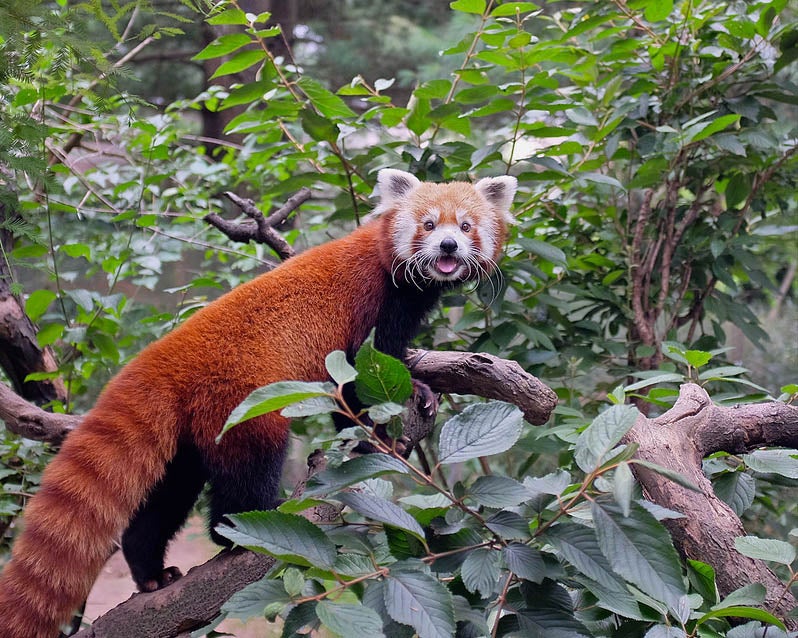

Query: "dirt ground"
left=85, top=516, right=273, bottom=637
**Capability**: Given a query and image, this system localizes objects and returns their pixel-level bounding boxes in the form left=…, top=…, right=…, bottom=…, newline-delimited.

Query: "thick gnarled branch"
left=204, top=188, right=311, bottom=260
left=626, top=383, right=798, bottom=626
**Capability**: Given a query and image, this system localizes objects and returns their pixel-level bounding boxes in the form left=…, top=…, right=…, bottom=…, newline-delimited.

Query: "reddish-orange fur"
left=0, top=174, right=515, bottom=637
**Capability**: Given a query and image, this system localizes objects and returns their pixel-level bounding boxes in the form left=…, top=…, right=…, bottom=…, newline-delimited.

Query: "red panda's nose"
left=440, top=237, right=458, bottom=254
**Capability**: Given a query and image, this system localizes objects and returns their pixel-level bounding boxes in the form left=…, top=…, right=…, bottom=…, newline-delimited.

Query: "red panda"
left=0, top=169, right=517, bottom=637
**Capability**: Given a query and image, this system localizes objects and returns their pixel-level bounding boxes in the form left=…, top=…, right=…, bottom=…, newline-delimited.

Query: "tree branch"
left=625, top=383, right=798, bottom=626
left=204, top=188, right=311, bottom=260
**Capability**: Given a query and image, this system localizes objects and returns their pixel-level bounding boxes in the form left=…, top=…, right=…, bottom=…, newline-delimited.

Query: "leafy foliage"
left=0, top=0, right=795, bottom=635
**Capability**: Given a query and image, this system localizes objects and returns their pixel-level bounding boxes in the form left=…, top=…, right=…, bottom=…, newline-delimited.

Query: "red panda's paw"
left=411, top=379, right=438, bottom=418
left=139, top=566, right=183, bottom=592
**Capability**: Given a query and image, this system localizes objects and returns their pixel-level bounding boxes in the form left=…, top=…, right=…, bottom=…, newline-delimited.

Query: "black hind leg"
left=205, top=441, right=287, bottom=546
left=122, top=445, right=207, bottom=592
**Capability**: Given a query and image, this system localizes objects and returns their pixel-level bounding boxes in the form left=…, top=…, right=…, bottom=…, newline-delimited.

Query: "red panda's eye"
left=461, top=222, right=471, bottom=232
left=423, top=221, right=435, bottom=231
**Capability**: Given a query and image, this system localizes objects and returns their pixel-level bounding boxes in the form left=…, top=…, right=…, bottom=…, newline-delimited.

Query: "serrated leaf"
left=25, top=289, right=56, bottom=321
left=613, top=462, right=635, bottom=516
left=450, top=0, right=486, bottom=14
left=687, top=559, right=718, bottom=605
left=574, top=404, right=639, bottom=473
left=713, top=582, right=766, bottom=608
left=631, top=460, right=701, bottom=492
left=316, top=600, right=385, bottom=638
left=712, top=471, right=755, bottom=516
left=337, top=492, right=425, bottom=541
left=384, top=570, right=456, bottom=638
left=684, top=349, right=712, bottom=368
left=734, top=536, right=796, bottom=565
left=591, top=500, right=687, bottom=611
left=545, top=523, right=623, bottom=590
left=687, top=114, right=741, bottom=143
left=193, top=33, right=253, bottom=60
left=305, top=455, right=410, bottom=497
left=221, top=578, right=290, bottom=619
left=468, top=475, right=530, bottom=508
left=280, top=395, right=339, bottom=417
left=298, top=76, right=356, bottom=119
left=354, top=340, right=413, bottom=405
left=207, top=8, right=248, bottom=25
left=491, top=2, right=538, bottom=17
left=486, top=510, right=531, bottom=540
left=696, top=606, right=786, bottom=631
left=516, top=237, right=567, bottom=267
left=624, top=373, right=685, bottom=392
left=210, top=49, right=267, bottom=79
left=282, top=601, right=320, bottom=635
left=438, top=401, right=524, bottom=464
left=502, top=542, right=545, bottom=583
left=742, top=449, right=798, bottom=479
left=221, top=380, right=333, bottom=436
left=644, top=0, right=673, bottom=22
left=461, top=548, right=501, bottom=597
left=217, top=510, right=336, bottom=569
left=326, top=350, right=358, bottom=385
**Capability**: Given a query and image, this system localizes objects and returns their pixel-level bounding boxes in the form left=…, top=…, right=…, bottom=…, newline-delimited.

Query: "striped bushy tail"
left=0, top=394, right=176, bottom=638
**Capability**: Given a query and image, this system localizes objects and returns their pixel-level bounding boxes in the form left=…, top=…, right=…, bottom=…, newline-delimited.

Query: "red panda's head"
left=372, top=169, right=517, bottom=286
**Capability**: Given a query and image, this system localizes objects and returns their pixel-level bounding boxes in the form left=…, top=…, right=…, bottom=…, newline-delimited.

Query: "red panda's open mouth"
left=435, top=255, right=460, bottom=275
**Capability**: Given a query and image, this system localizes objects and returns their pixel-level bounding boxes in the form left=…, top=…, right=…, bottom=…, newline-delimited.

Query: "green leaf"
left=438, top=401, right=524, bottom=464
left=714, top=582, right=766, bottom=608
left=574, top=405, right=639, bottom=473
left=644, top=0, right=673, bottom=22
left=221, top=578, right=291, bottom=619
left=461, top=548, right=500, bottom=597
left=624, top=373, right=685, bottom=392
left=207, top=8, right=249, bottom=25
left=305, top=455, right=410, bottom=497
left=298, top=76, right=356, bottom=119
left=696, top=606, right=786, bottom=631
left=591, top=500, right=687, bottom=611
left=354, top=340, right=413, bottom=405
left=686, top=559, right=718, bottom=605
left=485, top=510, right=531, bottom=540
left=516, top=238, right=568, bottom=267
left=217, top=510, right=336, bottom=570
left=687, top=114, right=741, bottom=143
left=60, top=243, right=91, bottom=259
left=316, top=600, right=385, bottom=638
left=734, top=536, right=796, bottom=565
left=490, top=2, right=539, bottom=17
left=631, top=460, right=701, bottom=492
left=220, top=381, right=334, bottom=437
left=325, top=351, right=358, bottom=385
left=712, top=471, right=755, bottom=516
left=25, top=289, right=56, bottom=322
left=384, top=570, right=456, bottom=638
left=210, top=49, right=267, bottom=79
left=502, top=542, right=545, bottom=583
left=468, top=475, right=530, bottom=508
left=742, top=449, right=798, bottom=479
left=336, top=492, right=425, bottom=541
left=684, top=350, right=712, bottom=368
left=300, top=106, right=339, bottom=142
left=697, top=365, right=748, bottom=381
left=449, top=0, right=486, bottom=14
left=545, top=523, right=625, bottom=591
left=612, top=462, right=634, bottom=516
left=193, top=33, right=253, bottom=60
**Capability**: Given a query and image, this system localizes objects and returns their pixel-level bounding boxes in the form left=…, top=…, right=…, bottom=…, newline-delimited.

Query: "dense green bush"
left=0, top=0, right=795, bottom=635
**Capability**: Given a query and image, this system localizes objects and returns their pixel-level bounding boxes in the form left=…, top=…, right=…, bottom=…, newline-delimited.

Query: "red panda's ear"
left=475, top=176, right=518, bottom=224
left=372, top=169, right=421, bottom=215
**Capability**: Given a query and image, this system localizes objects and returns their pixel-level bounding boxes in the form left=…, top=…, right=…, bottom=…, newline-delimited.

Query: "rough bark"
left=625, top=383, right=798, bottom=626
left=0, top=167, right=67, bottom=406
